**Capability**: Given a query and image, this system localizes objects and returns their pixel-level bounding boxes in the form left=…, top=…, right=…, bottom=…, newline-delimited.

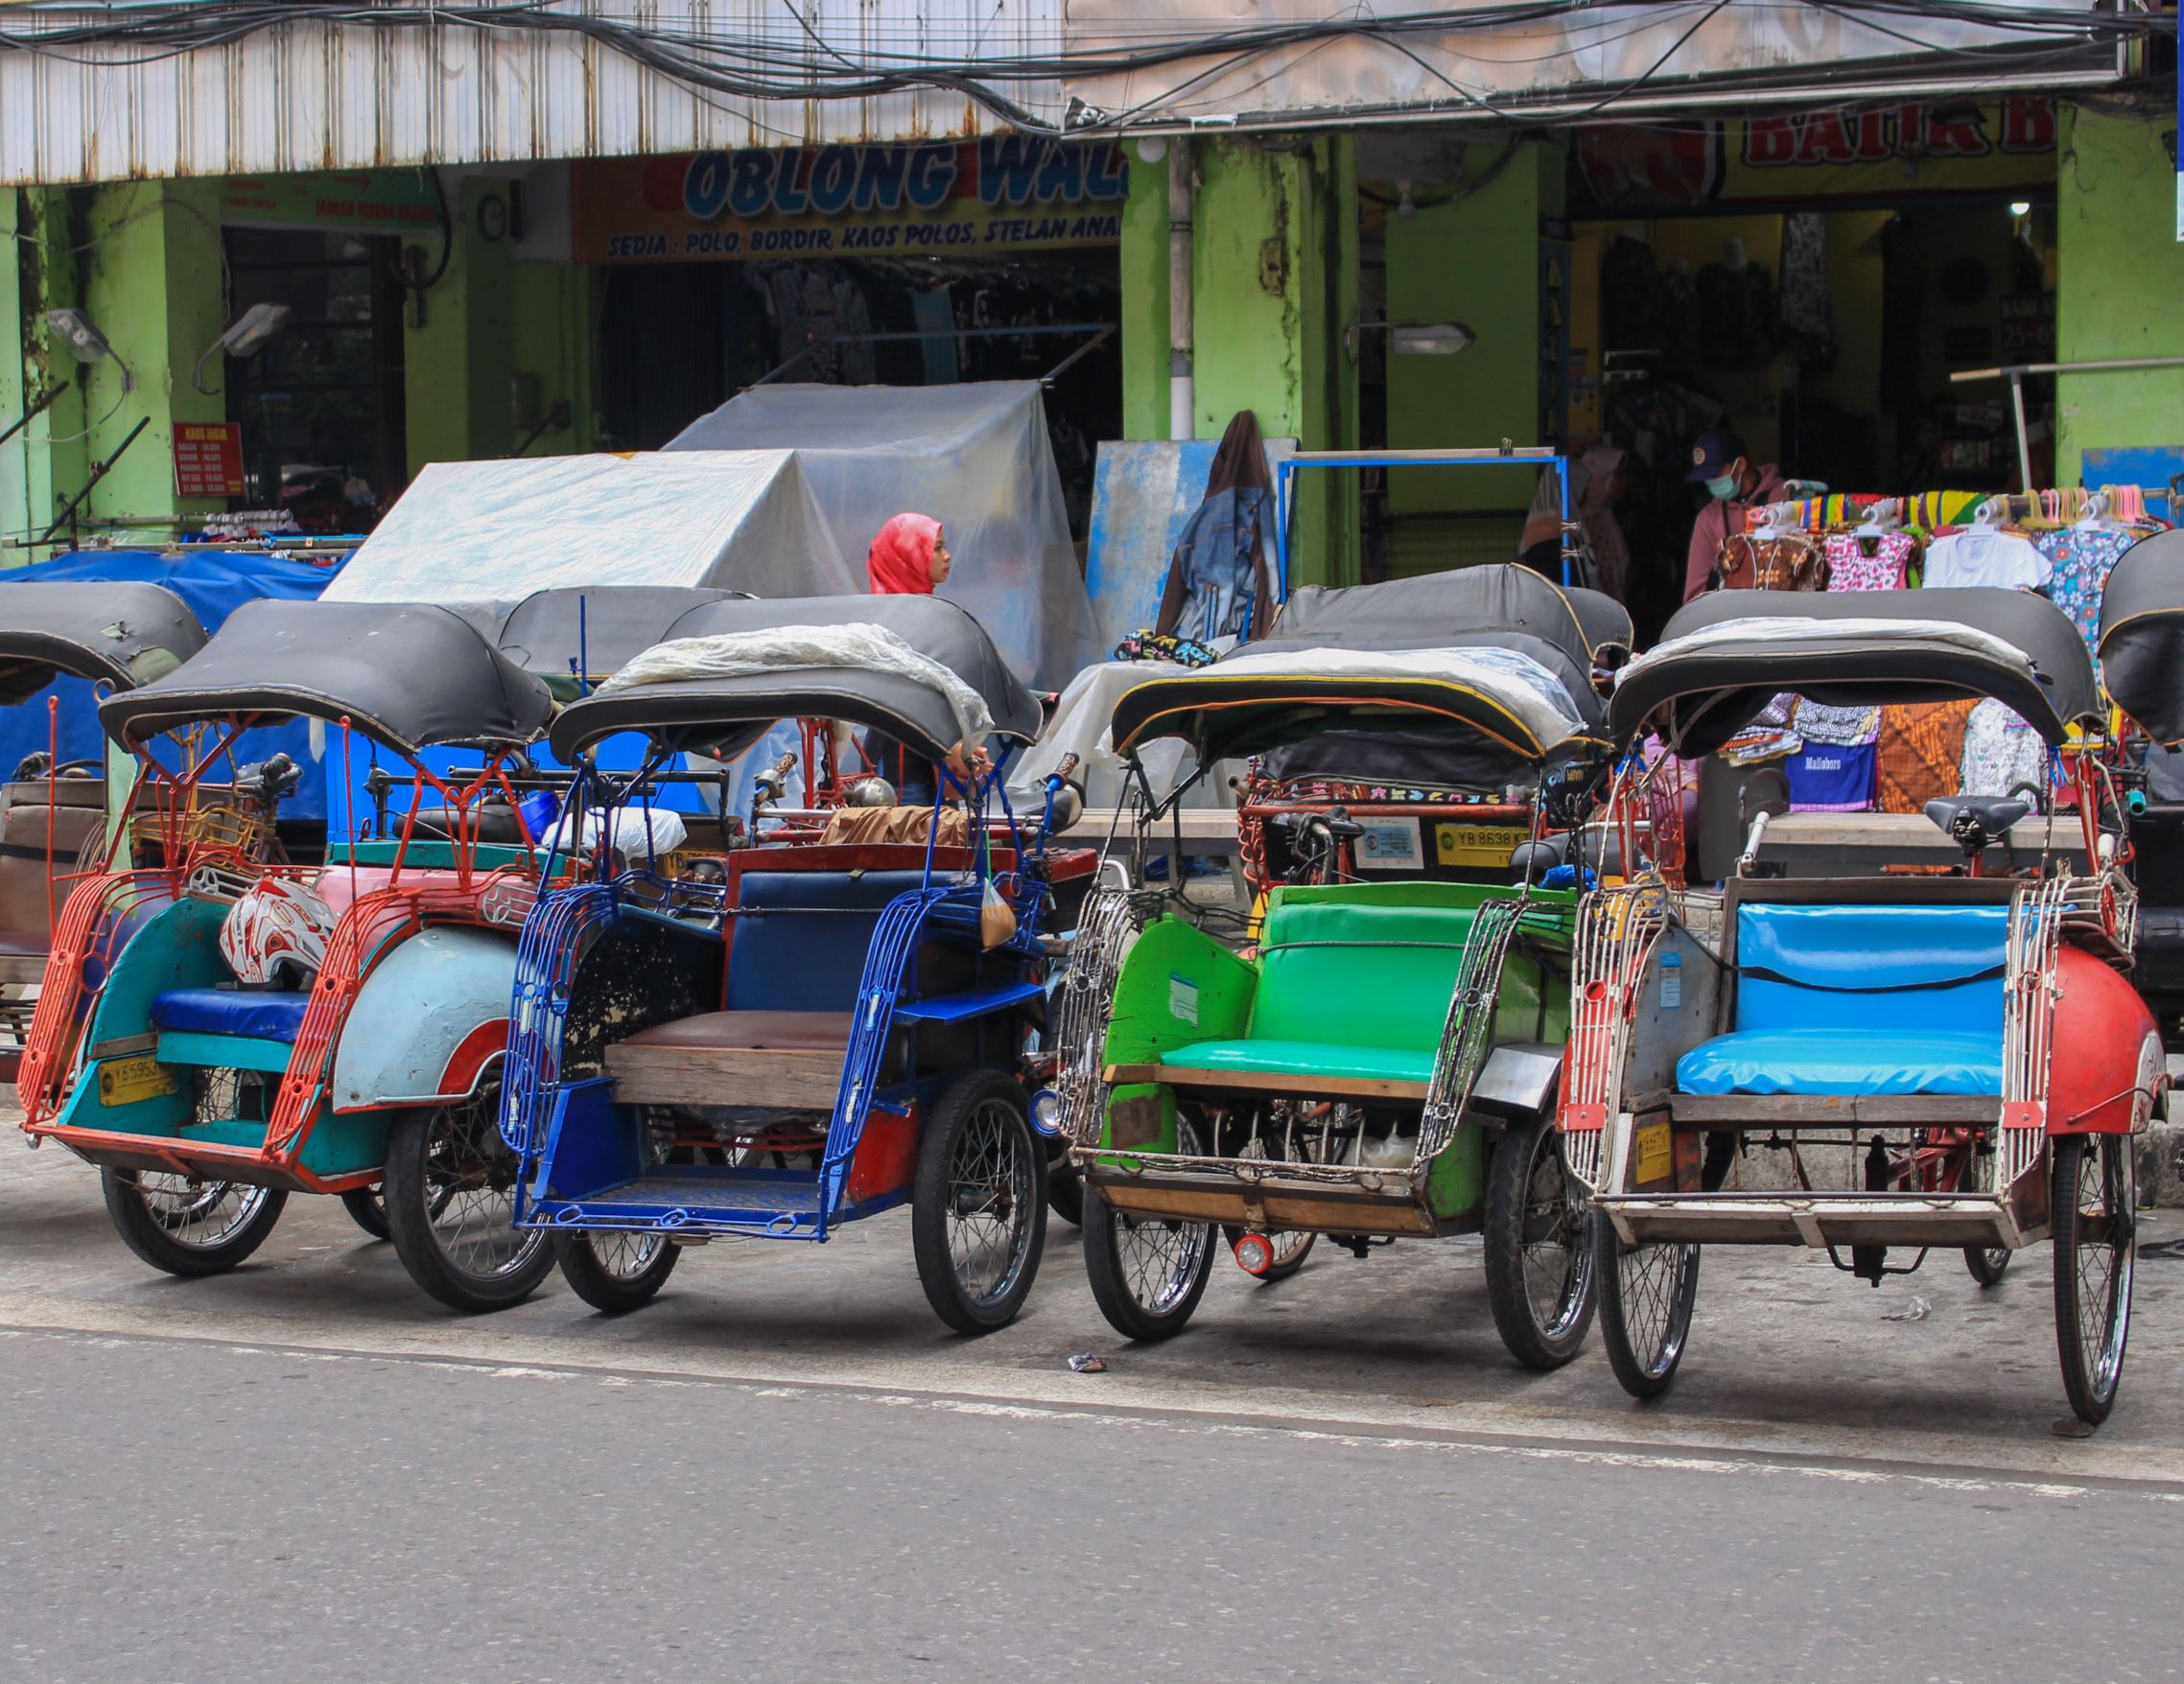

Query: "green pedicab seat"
left=1159, top=898, right=1477, bottom=1092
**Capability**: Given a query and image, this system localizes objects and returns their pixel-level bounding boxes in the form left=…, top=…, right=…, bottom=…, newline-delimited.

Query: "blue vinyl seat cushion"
left=1676, top=1029, right=2003, bottom=1097
left=150, top=987, right=313, bottom=1042
left=1677, top=901, right=2009, bottom=1098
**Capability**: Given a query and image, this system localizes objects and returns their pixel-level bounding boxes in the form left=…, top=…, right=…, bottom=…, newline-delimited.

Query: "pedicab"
left=1050, top=599, right=1616, bottom=1368
left=499, top=592, right=1095, bottom=1331
left=0, top=583, right=210, bottom=1073
left=15, top=598, right=573, bottom=1310
left=1566, top=588, right=2151, bottom=1424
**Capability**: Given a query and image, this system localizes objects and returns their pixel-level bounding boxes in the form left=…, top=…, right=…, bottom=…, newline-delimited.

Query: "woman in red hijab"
left=867, top=512, right=951, bottom=595
left=860, top=513, right=970, bottom=801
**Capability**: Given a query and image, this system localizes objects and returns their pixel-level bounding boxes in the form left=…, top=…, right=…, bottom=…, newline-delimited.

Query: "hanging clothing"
left=1960, top=700, right=2049, bottom=799
left=1876, top=700, right=1976, bottom=813
left=1785, top=742, right=1877, bottom=811
left=1714, top=528, right=1824, bottom=592
left=1684, top=465, right=1786, bottom=600
left=1922, top=527, right=2052, bottom=592
left=2033, top=526, right=2140, bottom=651
left=1822, top=529, right=1915, bottom=593
left=1576, top=445, right=1632, bottom=600
left=1793, top=700, right=1882, bottom=747
left=1157, top=409, right=1275, bottom=642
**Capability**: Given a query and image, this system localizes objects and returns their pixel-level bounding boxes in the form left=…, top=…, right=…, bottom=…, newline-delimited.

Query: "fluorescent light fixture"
left=44, top=308, right=133, bottom=391
left=1391, top=320, right=1474, bottom=356
left=2008, top=200, right=2031, bottom=217
left=194, top=302, right=293, bottom=394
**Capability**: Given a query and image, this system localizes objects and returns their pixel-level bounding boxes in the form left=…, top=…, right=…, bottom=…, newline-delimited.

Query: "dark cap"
left=1685, top=428, right=1746, bottom=484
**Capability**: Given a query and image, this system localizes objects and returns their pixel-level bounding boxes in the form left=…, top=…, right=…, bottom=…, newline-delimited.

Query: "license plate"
left=1634, top=1120, right=1674, bottom=1185
left=1434, top=823, right=1525, bottom=868
left=1352, top=820, right=1423, bottom=873
left=99, top=1054, right=177, bottom=1107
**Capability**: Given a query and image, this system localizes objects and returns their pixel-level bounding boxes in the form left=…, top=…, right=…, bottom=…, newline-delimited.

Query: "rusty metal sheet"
left=1061, top=0, right=2124, bottom=131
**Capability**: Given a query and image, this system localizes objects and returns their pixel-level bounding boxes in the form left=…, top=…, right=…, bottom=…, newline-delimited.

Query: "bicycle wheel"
left=383, top=1080, right=553, bottom=1313
left=1083, top=1118, right=1217, bottom=1341
left=1963, top=1245, right=2011, bottom=1286
left=911, top=1071, right=1046, bottom=1334
left=1484, top=1114, right=1596, bottom=1369
left=2053, top=1134, right=2134, bottom=1426
left=1594, top=1209, right=1699, bottom=1400
left=101, top=1167, right=285, bottom=1277
left=340, top=1186, right=390, bottom=1241
left=555, top=1229, right=679, bottom=1314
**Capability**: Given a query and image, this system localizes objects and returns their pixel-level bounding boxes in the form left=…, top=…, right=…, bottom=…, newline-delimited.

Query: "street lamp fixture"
left=193, top=302, right=293, bottom=394
left=44, top=308, right=133, bottom=392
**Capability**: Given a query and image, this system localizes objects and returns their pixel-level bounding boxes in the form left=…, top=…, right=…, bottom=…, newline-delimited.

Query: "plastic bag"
left=980, top=877, right=1017, bottom=949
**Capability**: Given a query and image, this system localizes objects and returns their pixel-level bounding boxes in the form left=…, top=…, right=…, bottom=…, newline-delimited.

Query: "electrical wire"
left=0, top=0, right=2165, bottom=140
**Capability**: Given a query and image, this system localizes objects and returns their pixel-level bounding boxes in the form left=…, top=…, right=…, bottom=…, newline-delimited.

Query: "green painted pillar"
left=11, top=189, right=88, bottom=555
left=404, top=176, right=517, bottom=472
left=509, top=260, right=599, bottom=456
left=1189, top=135, right=1358, bottom=587
left=0, top=189, right=24, bottom=557
left=2055, top=108, right=2184, bottom=487
left=68, top=178, right=230, bottom=540
left=1385, top=139, right=1559, bottom=532
left=1118, top=141, right=1171, bottom=443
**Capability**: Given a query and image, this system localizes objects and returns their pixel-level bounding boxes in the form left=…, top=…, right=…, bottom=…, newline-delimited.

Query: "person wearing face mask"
left=1682, top=428, right=1785, bottom=602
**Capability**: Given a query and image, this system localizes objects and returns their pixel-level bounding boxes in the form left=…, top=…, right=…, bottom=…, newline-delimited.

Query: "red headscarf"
left=868, top=513, right=942, bottom=596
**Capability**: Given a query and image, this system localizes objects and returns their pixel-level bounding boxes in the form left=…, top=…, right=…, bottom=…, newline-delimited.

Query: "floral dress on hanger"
left=2034, top=526, right=2140, bottom=652
left=1821, top=529, right=1916, bottom=593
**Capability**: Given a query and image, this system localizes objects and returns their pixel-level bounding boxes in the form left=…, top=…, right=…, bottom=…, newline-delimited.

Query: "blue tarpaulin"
left=0, top=550, right=342, bottom=819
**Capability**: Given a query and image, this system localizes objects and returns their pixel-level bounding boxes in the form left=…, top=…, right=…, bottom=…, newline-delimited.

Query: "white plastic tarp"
left=1007, top=658, right=1230, bottom=811
left=325, top=450, right=855, bottom=631
left=667, top=382, right=1096, bottom=689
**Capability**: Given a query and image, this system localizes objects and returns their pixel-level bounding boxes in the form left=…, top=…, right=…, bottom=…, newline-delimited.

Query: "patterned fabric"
left=1906, top=490, right=1985, bottom=534
left=1785, top=741, right=1877, bottom=811
left=1714, top=531, right=1824, bottom=591
left=2032, top=526, right=2139, bottom=652
left=1876, top=700, right=1976, bottom=812
left=1793, top=699, right=1881, bottom=746
left=1113, top=629, right=1219, bottom=667
left=1822, top=529, right=1915, bottom=593
left=1960, top=699, right=2049, bottom=799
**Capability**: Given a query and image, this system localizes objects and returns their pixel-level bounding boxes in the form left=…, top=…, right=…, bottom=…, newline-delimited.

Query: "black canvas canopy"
left=0, top=581, right=207, bottom=705
left=547, top=593, right=1042, bottom=763
left=2096, top=530, right=2183, bottom=740
left=1610, top=588, right=2100, bottom=755
left=1270, top=565, right=1616, bottom=670
left=99, top=599, right=554, bottom=757
left=495, top=586, right=748, bottom=679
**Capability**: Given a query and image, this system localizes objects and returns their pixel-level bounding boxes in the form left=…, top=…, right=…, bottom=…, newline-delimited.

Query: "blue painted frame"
left=1272, top=448, right=1576, bottom=596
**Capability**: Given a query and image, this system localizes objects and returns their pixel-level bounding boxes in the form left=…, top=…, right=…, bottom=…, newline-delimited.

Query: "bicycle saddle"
left=1923, top=795, right=2029, bottom=853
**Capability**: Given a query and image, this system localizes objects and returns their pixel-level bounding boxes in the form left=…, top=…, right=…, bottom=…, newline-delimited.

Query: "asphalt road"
left=6, top=1128, right=2184, bottom=1680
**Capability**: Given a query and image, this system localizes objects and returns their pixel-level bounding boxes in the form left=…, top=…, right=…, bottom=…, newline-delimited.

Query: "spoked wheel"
left=1963, top=1245, right=2012, bottom=1286
left=2053, top=1134, right=2135, bottom=1426
left=383, top=1079, right=553, bottom=1313
left=101, top=1168, right=286, bottom=1277
left=1594, top=1209, right=1700, bottom=1400
left=1083, top=1116, right=1218, bottom=1340
left=340, top=1186, right=390, bottom=1241
left=555, top=1228, right=680, bottom=1314
left=1484, top=1114, right=1597, bottom=1368
left=911, top=1071, right=1047, bottom=1334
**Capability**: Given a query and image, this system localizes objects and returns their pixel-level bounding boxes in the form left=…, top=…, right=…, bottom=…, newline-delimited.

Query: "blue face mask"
left=1704, top=473, right=1740, bottom=501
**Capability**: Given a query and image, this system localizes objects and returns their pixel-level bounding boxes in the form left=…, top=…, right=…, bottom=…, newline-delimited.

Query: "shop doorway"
left=221, top=226, right=409, bottom=527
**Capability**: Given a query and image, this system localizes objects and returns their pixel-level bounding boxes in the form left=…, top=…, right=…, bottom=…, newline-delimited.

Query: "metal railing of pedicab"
left=1559, top=879, right=1673, bottom=1196
left=1999, top=873, right=2071, bottom=1196
left=1062, top=891, right=1544, bottom=1190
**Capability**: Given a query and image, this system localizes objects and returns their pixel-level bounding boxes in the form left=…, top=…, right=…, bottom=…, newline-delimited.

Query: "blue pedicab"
left=1566, top=590, right=2154, bottom=1424
left=501, top=594, right=1092, bottom=1330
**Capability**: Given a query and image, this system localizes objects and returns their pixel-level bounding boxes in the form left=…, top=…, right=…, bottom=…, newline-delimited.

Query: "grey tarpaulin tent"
left=323, top=451, right=854, bottom=629
left=667, top=382, right=1096, bottom=688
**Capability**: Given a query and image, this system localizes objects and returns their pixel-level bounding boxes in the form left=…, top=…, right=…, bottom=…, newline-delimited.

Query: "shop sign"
left=2000, top=292, right=2056, bottom=361
left=572, top=139, right=1128, bottom=264
left=173, top=422, right=245, bottom=498
left=1576, top=99, right=2055, bottom=213
left=221, top=171, right=441, bottom=234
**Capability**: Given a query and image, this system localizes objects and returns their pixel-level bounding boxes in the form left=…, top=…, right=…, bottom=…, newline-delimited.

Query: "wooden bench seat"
left=604, top=1010, right=851, bottom=1110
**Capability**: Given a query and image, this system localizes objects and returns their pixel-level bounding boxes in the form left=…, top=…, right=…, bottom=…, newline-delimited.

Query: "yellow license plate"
left=1634, top=1120, right=1673, bottom=1185
left=1434, top=823, right=1525, bottom=868
left=99, top=1054, right=177, bottom=1108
